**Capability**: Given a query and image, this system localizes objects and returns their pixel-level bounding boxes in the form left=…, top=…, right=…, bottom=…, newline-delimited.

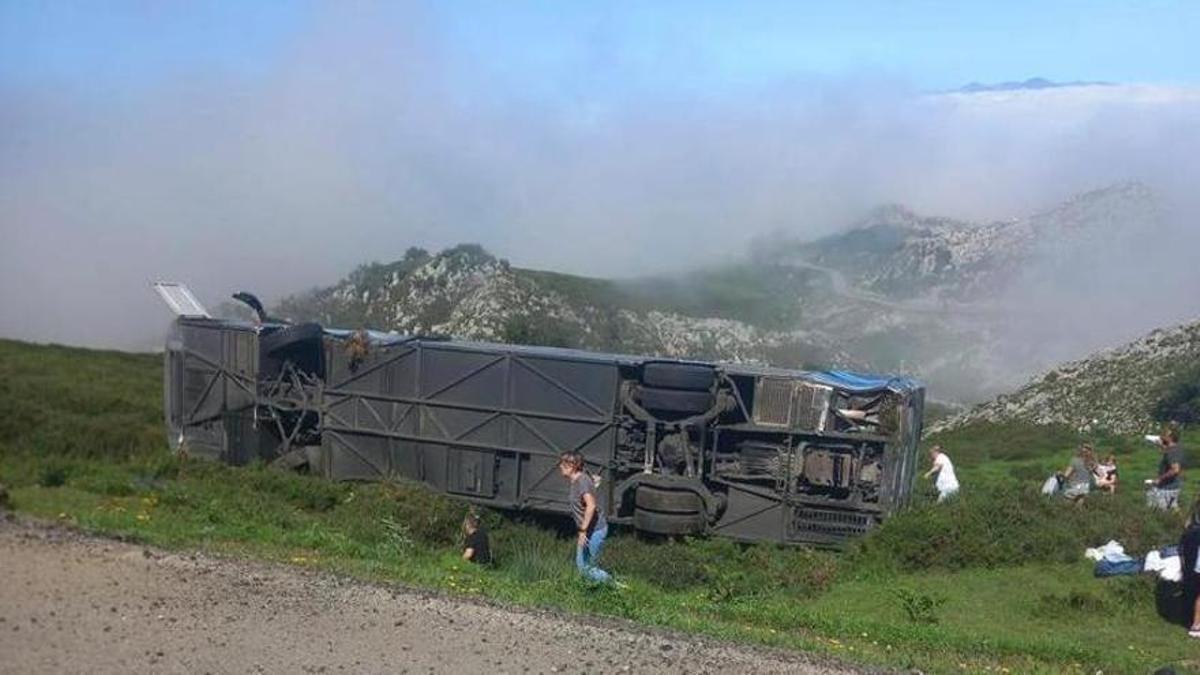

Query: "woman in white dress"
left=923, top=445, right=960, bottom=503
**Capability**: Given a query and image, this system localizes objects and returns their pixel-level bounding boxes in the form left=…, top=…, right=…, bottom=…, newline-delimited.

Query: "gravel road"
left=0, top=517, right=864, bottom=674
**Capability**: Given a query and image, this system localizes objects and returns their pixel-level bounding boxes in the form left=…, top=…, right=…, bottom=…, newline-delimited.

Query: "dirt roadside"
left=0, top=517, right=868, bottom=674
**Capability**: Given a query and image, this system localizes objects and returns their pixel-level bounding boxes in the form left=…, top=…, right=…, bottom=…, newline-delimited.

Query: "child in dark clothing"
left=461, top=512, right=491, bottom=565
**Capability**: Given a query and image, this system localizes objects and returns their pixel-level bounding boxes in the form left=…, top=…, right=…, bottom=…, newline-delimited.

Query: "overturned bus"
left=156, top=283, right=924, bottom=546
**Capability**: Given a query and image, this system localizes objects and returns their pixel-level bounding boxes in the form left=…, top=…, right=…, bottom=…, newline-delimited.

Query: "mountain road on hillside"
left=786, top=258, right=1012, bottom=319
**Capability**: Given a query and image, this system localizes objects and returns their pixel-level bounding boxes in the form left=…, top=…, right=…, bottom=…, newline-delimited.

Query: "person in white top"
left=923, top=445, right=960, bottom=502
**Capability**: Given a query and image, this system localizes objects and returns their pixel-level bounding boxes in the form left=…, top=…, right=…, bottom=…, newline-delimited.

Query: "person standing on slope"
left=923, top=445, right=960, bottom=503
left=1146, top=426, right=1185, bottom=511
left=558, top=451, right=615, bottom=584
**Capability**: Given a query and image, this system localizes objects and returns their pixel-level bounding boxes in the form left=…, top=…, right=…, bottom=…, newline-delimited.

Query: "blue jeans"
left=575, top=525, right=612, bottom=583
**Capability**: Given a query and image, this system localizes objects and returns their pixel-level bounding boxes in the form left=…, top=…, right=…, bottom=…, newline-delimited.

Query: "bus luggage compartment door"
left=446, top=447, right=496, bottom=498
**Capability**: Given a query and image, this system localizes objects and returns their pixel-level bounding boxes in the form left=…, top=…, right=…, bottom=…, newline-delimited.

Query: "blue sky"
left=2, top=1, right=1197, bottom=96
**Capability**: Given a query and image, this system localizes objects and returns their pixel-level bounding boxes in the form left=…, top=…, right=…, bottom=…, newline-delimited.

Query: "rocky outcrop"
left=277, top=244, right=855, bottom=369
left=932, top=318, right=1200, bottom=435
left=791, top=182, right=1159, bottom=302
left=276, top=183, right=1170, bottom=405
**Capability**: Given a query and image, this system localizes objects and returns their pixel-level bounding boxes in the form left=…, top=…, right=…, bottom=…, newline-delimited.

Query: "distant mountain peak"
left=1053, top=180, right=1154, bottom=207
left=791, top=181, right=1162, bottom=305
left=1027, top=180, right=1161, bottom=237
left=862, top=203, right=918, bottom=222
left=856, top=203, right=971, bottom=232
left=954, top=77, right=1113, bottom=94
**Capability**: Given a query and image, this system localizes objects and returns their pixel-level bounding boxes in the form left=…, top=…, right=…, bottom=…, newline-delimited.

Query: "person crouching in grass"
left=557, top=451, right=614, bottom=584
left=461, top=512, right=492, bottom=565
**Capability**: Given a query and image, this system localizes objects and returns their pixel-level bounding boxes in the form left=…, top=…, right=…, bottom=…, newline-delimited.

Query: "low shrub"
left=610, top=537, right=840, bottom=600
left=71, top=470, right=136, bottom=497
left=924, top=422, right=1126, bottom=464
left=1008, top=464, right=1049, bottom=483
left=244, top=467, right=348, bottom=513
left=37, top=462, right=70, bottom=488
left=1153, top=362, right=1200, bottom=425
left=853, top=484, right=1181, bottom=572
left=602, top=537, right=713, bottom=591
left=324, top=480, right=465, bottom=548
left=739, top=543, right=840, bottom=597
left=379, top=515, right=415, bottom=554
left=1107, top=574, right=1156, bottom=610
left=894, top=587, right=946, bottom=624
left=378, top=480, right=466, bottom=546
left=1031, top=590, right=1109, bottom=619
left=494, top=526, right=571, bottom=583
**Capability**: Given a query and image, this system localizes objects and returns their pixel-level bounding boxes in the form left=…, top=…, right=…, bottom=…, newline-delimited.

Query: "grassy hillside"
left=1, top=338, right=1198, bottom=673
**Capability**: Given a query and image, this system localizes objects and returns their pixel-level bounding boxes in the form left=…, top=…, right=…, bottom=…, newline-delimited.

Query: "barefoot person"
left=558, top=451, right=612, bottom=583
left=923, top=445, right=959, bottom=502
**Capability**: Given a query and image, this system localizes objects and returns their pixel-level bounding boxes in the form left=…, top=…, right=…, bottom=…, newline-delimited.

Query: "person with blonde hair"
left=1059, top=443, right=1096, bottom=503
left=557, top=451, right=613, bottom=584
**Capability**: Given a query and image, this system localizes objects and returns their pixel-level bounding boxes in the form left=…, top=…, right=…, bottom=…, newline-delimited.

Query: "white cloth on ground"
left=1143, top=550, right=1182, bottom=582
left=1085, top=540, right=1132, bottom=563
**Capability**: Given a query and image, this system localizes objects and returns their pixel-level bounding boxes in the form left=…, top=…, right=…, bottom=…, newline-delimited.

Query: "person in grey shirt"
left=1146, top=427, right=1185, bottom=511
left=1059, top=444, right=1096, bottom=503
left=558, top=451, right=613, bottom=584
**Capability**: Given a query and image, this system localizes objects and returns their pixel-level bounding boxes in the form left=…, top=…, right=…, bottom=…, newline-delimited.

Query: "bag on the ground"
left=1041, top=474, right=1062, bottom=496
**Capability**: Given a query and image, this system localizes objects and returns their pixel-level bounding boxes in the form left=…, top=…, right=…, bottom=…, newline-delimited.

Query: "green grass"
left=2, top=337, right=1199, bottom=673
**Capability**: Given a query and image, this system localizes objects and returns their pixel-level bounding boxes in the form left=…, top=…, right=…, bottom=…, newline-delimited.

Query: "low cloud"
left=2, top=7, right=1198, bottom=352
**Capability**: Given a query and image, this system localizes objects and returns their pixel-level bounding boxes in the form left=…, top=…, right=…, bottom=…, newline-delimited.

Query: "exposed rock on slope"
left=276, top=182, right=1171, bottom=403
left=277, top=244, right=854, bottom=368
left=789, top=182, right=1159, bottom=302
left=932, top=319, right=1200, bottom=435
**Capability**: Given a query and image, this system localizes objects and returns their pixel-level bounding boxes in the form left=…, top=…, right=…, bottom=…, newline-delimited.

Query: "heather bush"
left=853, top=484, right=1181, bottom=572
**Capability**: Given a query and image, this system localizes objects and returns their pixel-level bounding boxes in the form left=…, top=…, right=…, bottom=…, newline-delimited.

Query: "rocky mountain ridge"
left=785, top=182, right=1158, bottom=302
left=273, top=182, right=1169, bottom=405
left=931, top=318, right=1200, bottom=435
left=276, top=245, right=855, bottom=369
left=954, top=78, right=1113, bottom=94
